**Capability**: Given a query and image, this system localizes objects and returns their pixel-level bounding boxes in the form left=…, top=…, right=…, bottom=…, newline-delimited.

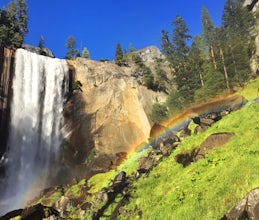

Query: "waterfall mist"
left=0, top=49, right=69, bottom=214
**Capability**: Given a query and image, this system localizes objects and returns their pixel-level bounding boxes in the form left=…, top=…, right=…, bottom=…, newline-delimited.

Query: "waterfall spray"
left=0, top=49, right=69, bottom=214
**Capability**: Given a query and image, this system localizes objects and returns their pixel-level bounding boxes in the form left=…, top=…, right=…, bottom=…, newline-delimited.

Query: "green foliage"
left=150, top=103, right=168, bottom=123
left=72, top=80, right=83, bottom=92
left=166, top=89, right=185, bottom=113
left=159, top=1, right=256, bottom=113
left=0, top=0, right=28, bottom=49
left=114, top=43, right=124, bottom=65
left=82, top=47, right=90, bottom=59
left=132, top=53, right=157, bottom=90
left=194, top=63, right=225, bottom=102
left=65, top=36, right=79, bottom=60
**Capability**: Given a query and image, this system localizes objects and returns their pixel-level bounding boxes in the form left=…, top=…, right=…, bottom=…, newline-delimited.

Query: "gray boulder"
left=221, top=187, right=259, bottom=220
left=22, top=44, right=55, bottom=58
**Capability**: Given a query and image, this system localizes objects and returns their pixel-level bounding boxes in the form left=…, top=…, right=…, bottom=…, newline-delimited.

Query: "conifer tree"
left=82, top=47, right=90, bottom=59
left=0, top=0, right=28, bottom=48
left=114, top=43, right=123, bottom=65
left=201, top=7, right=217, bottom=69
left=65, top=36, right=79, bottom=59
left=221, top=0, right=255, bottom=85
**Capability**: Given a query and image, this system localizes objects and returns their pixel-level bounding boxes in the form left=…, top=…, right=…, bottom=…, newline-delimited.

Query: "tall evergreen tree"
left=160, top=30, right=173, bottom=61
left=114, top=43, right=123, bottom=65
left=221, top=0, right=255, bottom=85
left=0, top=0, right=28, bottom=48
left=201, top=6, right=218, bottom=69
left=171, top=15, right=191, bottom=63
left=65, top=36, right=78, bottom=59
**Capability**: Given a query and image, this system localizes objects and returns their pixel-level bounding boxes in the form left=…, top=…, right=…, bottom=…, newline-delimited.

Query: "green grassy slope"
left=36, top=78, right=259, bottom=219
left=117, top=78, right=259, bottom=220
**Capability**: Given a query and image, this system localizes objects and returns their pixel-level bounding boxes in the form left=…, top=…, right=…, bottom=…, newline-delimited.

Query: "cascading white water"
left=1, top=48, right=69, bottom=213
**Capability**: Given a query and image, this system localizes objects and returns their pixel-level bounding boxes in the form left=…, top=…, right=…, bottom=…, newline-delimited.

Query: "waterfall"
left=0, top=49, right=69, bottom=214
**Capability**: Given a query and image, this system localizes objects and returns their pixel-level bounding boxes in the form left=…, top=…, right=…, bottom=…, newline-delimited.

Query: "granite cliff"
left=61, top=49, right=168, bottom=181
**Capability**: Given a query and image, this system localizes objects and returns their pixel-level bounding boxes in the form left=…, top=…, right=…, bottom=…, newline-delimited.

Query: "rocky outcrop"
left=22, top=44, right=55, bottom=58
left=221, top=187, right=259, bottom=220
left=0, top=48, right=14, bottom=159
left=175, top=132, right=235, bottom=167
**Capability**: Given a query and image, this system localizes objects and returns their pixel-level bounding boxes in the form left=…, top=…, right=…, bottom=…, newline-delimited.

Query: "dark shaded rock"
left=175, top=132, right=235, bottom=167
left=88, top=154, right=113, bottom=173
left=137, top=150, right=162, bottom=173
left=0, top=48, right=15, bottom=159
left=179, top=126, right=191, bottom=139
left=221, top=187, right=259, bottom=220
left=0, top=209, right=23, bottom=220
left=159, top=135, right=180, bottom=156
left=21, top=204, right=59, bottom=220
left=194, top=125, right=209, bottom=134
left=22, top=44, right=55, bottom=58
left=0, top=204, right=59, bottom=220
left=113, top=171, right=126, bottom=185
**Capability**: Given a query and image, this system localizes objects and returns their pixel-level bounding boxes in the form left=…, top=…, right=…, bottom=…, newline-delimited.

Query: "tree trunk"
left=210, top=45, right=217, bottom=70
left=219, top=47, right=230, bottom=90
left=199, top=72, right=204, bottom=87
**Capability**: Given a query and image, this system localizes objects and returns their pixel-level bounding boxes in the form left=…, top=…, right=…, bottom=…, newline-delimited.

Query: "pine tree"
left=189, top=36, right=206, bottom=87
left=160, top=30, right=173, bottom=61
left=221, top=0, right=255, bottom=85
left=114, top=43, right=123, bottom=65
left=0, top=0, right=28, bottom=48
left=65, top=36, right=78, bottom=60
left=201, top=7, right=217, bottom=69
left=82, top=47, right=90, bottom=59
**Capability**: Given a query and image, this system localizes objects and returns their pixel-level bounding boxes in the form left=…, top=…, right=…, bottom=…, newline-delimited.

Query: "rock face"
left=0, top=48, right=14, bottom=159
left=135, top=46, right=167, bottom=68
left=221, top=187, right=259, bottom=220
left=63, top=58, right=166, bottom=179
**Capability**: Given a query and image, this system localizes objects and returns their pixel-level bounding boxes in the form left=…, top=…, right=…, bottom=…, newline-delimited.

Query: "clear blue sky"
left=1, top=0, right=226, bottom=60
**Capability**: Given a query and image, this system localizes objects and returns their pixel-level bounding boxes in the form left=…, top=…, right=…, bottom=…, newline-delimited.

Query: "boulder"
left=175, top=132, right=235, bottom=167
left=22, top=44, right=55, bottom=58
left=137, top=150, right=162, bottom=174
left=0, top=204, right=59, bottom=220
left=221, top=187, right=259, bottom=220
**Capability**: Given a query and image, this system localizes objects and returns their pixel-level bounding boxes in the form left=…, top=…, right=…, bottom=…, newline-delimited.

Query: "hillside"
left=5, top=77, right=257, bottom=220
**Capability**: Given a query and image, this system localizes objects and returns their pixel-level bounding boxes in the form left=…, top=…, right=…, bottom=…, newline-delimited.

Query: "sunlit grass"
left=118, top=79, right=259, bottom=219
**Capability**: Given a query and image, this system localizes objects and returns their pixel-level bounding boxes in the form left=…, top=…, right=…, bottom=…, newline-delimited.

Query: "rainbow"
left=140, top=94, right=247, bottom=151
